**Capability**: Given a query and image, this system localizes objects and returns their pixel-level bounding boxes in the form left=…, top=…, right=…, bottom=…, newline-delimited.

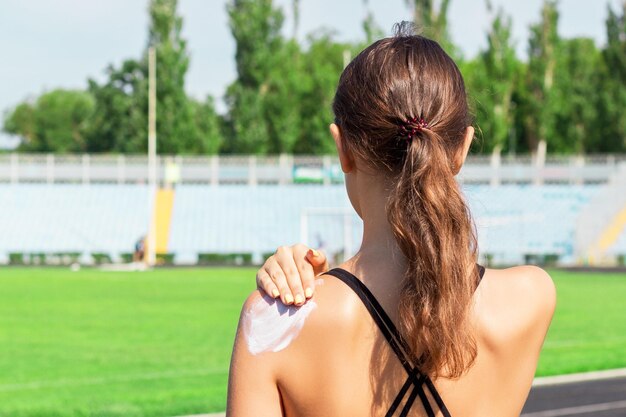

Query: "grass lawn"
left=0, top=267, right=255, bottom=417
left=536, top=270, right=626, bottom=376
left=0, top=267, right=624, bottom=416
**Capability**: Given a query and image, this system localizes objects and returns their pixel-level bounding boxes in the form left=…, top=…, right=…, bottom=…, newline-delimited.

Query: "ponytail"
left=387, top=130, right=478, bottom=378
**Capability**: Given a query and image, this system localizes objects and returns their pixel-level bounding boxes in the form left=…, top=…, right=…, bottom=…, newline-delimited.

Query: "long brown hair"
left=333, top=23, right=479, bottom=378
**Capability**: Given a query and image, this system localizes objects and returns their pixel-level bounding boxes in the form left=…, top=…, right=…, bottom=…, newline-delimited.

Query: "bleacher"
left=0, top=184, right=149, bottom=263
left=168, top=185, right=353, bottom=263
left=465, top=185, right=600, bottom=264
left=2, top=182, right=624, bottom=266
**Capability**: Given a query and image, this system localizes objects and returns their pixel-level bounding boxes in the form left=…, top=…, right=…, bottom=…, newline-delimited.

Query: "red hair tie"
left=398, top=116, right=428, bottom=140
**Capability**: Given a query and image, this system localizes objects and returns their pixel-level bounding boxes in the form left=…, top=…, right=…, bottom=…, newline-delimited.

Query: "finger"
left=292, top=244, right=316, bottom=299
left=265, top=264, right=294, bottom=305
left=256, top=255, right=280, bottom=296
left=276, top=246, right=305, bottom=306
left=256, top=268, right=280, bottom=298
left=306, top=248, right=330, bottom=276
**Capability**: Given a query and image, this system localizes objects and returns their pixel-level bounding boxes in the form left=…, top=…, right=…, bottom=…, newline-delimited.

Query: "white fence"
left=0, top=153, right=625, bottom=185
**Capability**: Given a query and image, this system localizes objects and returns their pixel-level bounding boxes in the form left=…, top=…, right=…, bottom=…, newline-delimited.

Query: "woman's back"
left=227, top=24, right=556, bottom=417
left=228, top=262, right=555, bottom=417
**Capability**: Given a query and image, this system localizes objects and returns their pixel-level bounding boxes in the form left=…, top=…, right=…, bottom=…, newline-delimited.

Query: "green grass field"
left=0, top=267, right=624, bottom=417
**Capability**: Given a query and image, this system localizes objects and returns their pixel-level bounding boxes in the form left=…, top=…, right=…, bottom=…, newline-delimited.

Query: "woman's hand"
left=256, top=244, right=329, bottom=306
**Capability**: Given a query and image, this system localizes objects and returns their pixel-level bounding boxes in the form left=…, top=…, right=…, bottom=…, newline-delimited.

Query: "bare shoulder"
left=227, top=289, right=284, bottom=415
left=298, top=273, right=365, bottom=334
left=476, top=265, right=556, bottom=349
left=237, top=288, right=317, bottom=356
left=236, top=274, right=362, bottom=358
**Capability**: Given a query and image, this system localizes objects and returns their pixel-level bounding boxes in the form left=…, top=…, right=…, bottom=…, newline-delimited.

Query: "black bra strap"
left=412, top=383, right=436, bottom=417
left=385, top=374, right=414, bottom=417
left=324, top=268, right=416, bottom=374
left=424, top=377, right=453, bottom=417
left=323, top=266, right=481, bottom=417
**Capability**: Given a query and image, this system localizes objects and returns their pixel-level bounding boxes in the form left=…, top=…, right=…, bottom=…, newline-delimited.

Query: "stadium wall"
left=2, top=183, right=625, bottom=266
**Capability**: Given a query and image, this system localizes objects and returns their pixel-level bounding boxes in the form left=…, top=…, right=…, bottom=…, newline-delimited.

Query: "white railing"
left=0, top=153, right=625, bottom=185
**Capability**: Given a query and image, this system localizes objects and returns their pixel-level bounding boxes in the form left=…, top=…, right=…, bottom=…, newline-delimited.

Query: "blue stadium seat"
left=0, top=184, right=149, bottom=263
left=1, top=183, right=620, bottom=265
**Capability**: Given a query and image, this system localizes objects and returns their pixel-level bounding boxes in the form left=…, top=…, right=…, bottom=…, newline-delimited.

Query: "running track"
left=183, top=369, right=626, bottom=417
left=521, top=371, right=626, bottom=417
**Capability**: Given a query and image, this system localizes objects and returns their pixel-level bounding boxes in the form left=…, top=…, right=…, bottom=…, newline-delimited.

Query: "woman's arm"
left=256, top=244, right=329, bottom=306
left=226, top=291, right=284, bottom=417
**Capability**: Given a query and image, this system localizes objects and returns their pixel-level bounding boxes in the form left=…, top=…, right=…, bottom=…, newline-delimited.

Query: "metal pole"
left=343, top=49, right=351, bottom=68
left=147, top=47, right=157, bottom=267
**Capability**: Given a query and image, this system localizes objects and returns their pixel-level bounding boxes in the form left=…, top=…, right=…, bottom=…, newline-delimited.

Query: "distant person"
left=228, top=23, right=556, bottom=417
left=133, top=236, right=145, bottom=263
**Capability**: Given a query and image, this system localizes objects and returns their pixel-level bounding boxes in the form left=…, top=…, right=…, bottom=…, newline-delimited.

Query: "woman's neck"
left=342, top=172, right=408, bottom=293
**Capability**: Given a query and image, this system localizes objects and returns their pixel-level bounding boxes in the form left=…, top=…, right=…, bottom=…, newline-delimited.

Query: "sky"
left=0, top=0, right=622, bottom=148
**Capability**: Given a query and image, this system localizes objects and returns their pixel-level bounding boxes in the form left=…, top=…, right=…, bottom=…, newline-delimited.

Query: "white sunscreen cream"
left=243, top=280, right=323, bottom=355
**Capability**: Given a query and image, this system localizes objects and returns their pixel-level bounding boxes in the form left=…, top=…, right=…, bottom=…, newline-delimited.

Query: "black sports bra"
left=323, top=265, right=485, bottom=417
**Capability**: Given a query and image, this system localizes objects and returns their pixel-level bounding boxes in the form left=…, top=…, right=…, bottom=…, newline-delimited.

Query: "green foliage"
left=294, top=34, right=351, bottom=154
left=91, top=252, right=113, bottom=265
left=224, top=1, right=346, bottom=155
left=190, top=97, right=223, bottom=154
left=2, top=0, right=625, bottom=156
left=524, top=0, right=559, bottom=152
left=8, top=252, right=24, bottom=265
left=86, top=0, right=224, bottom=154
left=470, top=3, right=520, bottom=153
left=553, top=38, right=601, bottom=153
left=604, top=2, right=626, bottom=85
left=263, top=39, right=304, bottom=153
left=87, top=59, right=148, bottom=153
left=197, top=253, right=254, bottom=265
left=4, top=89, right=94, bottom=153
left=595, top=3, right=626, bottom=153
left=224, top=0, right=287, bottom=154
left=405, top=0, right=456, bottom=56
left=3, top=103, right=35, bottom=146
left=149, top=0, right=205, bottom=154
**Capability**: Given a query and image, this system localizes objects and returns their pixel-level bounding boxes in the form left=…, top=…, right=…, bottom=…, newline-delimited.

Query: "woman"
left=227, top=24, right=555, bottom=417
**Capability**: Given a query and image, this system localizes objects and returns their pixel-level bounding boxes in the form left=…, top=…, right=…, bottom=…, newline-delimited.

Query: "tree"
left=524, top=0, right=560, bottom=153
left=4, top=89, right=94, bottom=153
left=404, top=0, right=455, bottom=55
left=190, top=96, right=223, bottom=154
left=553, top=38, right=601, bottom=153
left=595, top=2, right=626, bottom=152
left=263, top=38, right=304, bottom=153
left=87, top=0, right=214, bottom=154
left=293, top=33, right=353, bottom=154
left=3, top=102, right=36, bottom=148
left=225, top=0, right=307, bottom=154
left=87, top=59, right=148, bottom=153
left=604, top=1, right=626, bottom=84
left=473, top=2, right=519, bottom=154
left=148, top=0, right=202, bottom=154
